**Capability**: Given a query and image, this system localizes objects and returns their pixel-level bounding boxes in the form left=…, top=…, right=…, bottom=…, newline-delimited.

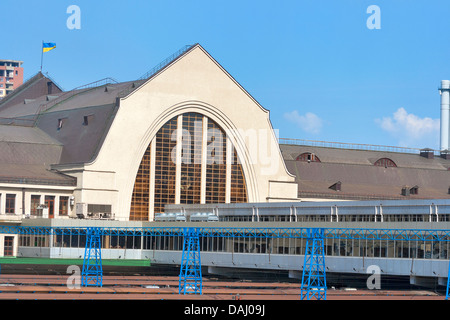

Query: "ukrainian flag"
left=43, top=42, right=56, bottom=53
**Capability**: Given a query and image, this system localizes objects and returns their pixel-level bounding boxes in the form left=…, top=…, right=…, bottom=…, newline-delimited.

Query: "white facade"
left=0, top=184, right=75, bottom=220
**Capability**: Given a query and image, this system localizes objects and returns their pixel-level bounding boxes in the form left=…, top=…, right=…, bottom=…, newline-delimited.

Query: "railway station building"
left=0, top=44, right=450, bottom=287
left=0, top=44, right=298, bottom=223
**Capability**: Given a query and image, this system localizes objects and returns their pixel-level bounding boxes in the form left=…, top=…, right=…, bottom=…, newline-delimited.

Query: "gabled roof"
left=0, top=44, right=205, bottom=166
left=0, top=72, right=63, bottom=112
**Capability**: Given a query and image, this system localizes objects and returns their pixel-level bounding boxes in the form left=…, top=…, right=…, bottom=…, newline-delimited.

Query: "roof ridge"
left=0, top=72, right=44, bottom=107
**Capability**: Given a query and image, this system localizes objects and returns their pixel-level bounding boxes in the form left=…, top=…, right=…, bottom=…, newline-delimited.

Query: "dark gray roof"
left=0, top=81, right=133, bottom=165
left=0, top=125, right=62, bottom=165
left=36, top=103, right=118, bottom=164
left=0, top=163, right=76, bottom=186
left=0, top=124, right=61, bottom=145
left=0, top=75, right=131, bottom=182
left=0, top=125, right=74, bottom=185
left=280, top=144, right=450, bottom=200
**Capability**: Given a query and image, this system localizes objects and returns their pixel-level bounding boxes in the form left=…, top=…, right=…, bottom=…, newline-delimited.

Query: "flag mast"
left=40, top=40, right=44, bottom=72
left=41, top=42, right=56, bottom=72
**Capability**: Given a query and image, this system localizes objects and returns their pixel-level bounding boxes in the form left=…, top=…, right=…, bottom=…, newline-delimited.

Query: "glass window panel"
left=130, top=112, right=248, bottom=220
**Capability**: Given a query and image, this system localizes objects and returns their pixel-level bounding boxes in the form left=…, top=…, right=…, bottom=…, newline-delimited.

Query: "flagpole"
left=40, top=40, right=44, bottom=72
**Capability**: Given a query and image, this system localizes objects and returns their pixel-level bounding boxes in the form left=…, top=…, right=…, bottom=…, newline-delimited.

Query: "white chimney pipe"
left=440, top=80, right=450, bottom=151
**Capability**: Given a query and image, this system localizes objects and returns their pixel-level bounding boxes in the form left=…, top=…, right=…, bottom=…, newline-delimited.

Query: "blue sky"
left=3, top=0, right=450, bottom=150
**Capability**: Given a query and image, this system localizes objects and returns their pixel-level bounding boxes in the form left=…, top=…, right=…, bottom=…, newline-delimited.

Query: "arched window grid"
left=374, top=158, right=397, bottom=168
left=130, top=112, right=248, bottom=221
left=296, top=152, right=321, bottom=162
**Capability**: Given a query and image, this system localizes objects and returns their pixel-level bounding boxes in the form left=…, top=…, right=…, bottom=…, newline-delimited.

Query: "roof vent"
left=46, top=95, right=58, bottom=101
left=23, top=99, right=35, bottom=104
left=420, top=148, right=434, bottom=159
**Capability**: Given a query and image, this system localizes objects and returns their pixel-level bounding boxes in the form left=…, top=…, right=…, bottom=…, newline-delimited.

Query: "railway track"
left=0, top=275, right=443, bottom=300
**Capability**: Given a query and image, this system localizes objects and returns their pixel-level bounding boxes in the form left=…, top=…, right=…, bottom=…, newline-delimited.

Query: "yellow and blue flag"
left=43, top=42, right=56, bottom=53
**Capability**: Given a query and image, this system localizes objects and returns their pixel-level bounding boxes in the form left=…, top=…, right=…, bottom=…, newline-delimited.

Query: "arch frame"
left=124, top=100, right=260, bottom=220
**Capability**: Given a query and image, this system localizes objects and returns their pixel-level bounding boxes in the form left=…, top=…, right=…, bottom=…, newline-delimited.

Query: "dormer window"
left=329, top=181, right=342, bottom=191
left=374, top=158, right=397, bottom=168
left=402, top=185, right=419, bottom=196
left=296, top=152, right=321, bottom=162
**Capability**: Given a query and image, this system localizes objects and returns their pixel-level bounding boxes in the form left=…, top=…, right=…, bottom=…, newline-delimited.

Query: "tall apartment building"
left=0, top=60, right=24, bottom=99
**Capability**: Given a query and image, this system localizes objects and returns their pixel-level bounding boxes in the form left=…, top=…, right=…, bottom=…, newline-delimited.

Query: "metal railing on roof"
left=278, top=138, right=439, bottom=155
left=36, top=77, right=118, bottom=115
left=116, top=44, right=197, bottom=99
left=0, top=117, right=35, bottom=127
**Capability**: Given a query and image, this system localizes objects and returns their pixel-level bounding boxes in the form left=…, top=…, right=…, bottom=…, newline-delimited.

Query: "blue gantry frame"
left=3, top=225, right=450, bottom=297
left=81, top=227, right=103, bottom=287
left=300, top=228, right=327, bottom=300
left=179, top=227, right=202, bottom=294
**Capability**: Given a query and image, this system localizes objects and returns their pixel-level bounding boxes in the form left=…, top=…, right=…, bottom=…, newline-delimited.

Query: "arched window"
left=374, top=158, right=397, bottom=168
left=130, top=112, right=248, bottom=221
left=296, top=152, right=320, bottom=162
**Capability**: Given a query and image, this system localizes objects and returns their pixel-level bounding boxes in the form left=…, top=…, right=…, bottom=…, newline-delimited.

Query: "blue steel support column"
left=300, top=228, right=327, bottom=300
left=179, top=227, right=202, bottom=294
left=82, top=227, right=103, bottom=287
left=446, top=261, right=450, bottom=300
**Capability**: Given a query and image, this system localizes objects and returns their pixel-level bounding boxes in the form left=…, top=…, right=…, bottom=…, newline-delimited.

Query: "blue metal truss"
left=81, top=227, right=103, bottom=287
left=300, top=228, right=327, bottom=300
left=4, top=226, right=450, bottom=241
left=4, top=224, right=450, bottom=296
left=179, top=227, right=202, bottom=295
